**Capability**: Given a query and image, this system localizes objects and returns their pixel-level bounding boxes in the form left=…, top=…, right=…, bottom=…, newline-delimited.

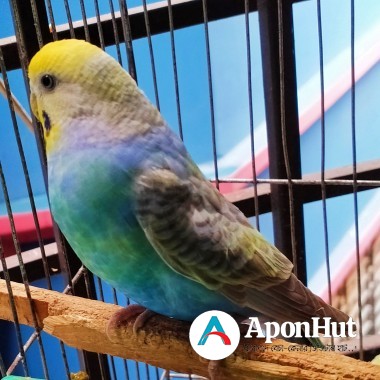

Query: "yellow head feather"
left=28, top=39, right=102, bottom=82
left=28, top=39, right=147, bottom=154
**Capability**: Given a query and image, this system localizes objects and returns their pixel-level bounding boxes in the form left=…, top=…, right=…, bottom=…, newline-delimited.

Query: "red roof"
left=0, top=210, right=54, bottom=257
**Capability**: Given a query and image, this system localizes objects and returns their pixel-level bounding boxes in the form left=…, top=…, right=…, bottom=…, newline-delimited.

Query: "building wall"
left=333, top=234, right=380, bottom=336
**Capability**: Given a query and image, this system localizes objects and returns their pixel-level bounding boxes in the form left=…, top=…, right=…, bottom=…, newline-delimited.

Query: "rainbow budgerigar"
left=28, top=39, right=350, bottom=349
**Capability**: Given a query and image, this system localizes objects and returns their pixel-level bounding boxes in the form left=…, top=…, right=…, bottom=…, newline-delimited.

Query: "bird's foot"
left=106, top=304, right=156, bottom=341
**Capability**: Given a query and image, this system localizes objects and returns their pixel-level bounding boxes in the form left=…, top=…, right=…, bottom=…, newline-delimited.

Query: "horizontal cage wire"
left=0, top=0, right=380, bottom=379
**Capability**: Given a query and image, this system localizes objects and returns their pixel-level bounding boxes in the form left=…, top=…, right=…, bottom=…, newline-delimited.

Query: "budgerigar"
left=28, top=39, right=350, bottom=335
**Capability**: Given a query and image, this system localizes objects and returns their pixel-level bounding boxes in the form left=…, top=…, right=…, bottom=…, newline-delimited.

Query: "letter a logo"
left=189, top=310, right=240, bottom=360
left=198, top=316, right=231, bottom=345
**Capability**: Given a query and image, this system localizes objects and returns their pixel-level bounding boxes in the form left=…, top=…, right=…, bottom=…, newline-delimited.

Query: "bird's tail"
left=273, top=274, right=352, bottom=325
left=239, top=273, right=354, bottom=332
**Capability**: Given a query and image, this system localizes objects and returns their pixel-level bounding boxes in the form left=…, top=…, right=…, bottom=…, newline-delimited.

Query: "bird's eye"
left=40, top=74, right=56, bottom=90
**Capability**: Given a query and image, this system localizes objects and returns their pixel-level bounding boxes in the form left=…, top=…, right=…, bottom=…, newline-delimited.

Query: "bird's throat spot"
left=42, top=110, right=51, bottom=136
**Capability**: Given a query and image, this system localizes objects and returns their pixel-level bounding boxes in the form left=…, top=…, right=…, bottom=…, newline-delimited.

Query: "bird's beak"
left=30, top=92, right=39, bottom=120
left=29, top=91, right=49, bottom=141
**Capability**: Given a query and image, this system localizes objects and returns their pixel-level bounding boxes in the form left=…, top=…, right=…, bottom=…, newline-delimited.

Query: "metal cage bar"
left=257, top=0, right=306, bottom=283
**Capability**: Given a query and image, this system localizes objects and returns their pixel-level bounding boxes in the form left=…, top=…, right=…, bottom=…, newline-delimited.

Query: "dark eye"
left=41, top=74, right=56, bottom=90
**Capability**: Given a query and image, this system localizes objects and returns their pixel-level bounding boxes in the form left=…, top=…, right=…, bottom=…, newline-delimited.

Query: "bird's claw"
left=132, top=308, right=156, bottom=334
left=106, top=304, right=156, bottom=342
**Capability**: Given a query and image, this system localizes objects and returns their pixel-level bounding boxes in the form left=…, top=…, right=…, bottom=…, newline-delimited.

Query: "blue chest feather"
left=48, top=127, right=241, bottom=320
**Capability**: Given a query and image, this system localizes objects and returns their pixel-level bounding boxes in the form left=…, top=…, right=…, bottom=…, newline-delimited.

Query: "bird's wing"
left=134, top=167, right=293, bottom=292
left=133, top=167, right=351, bottom=324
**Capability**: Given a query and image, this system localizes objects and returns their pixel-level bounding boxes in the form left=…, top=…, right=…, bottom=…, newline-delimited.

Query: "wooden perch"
left=1, top=279, right=380, bottom=380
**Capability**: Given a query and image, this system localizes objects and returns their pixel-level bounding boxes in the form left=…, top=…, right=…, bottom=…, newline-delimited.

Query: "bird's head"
left=28, top=39, right=159, bottom=154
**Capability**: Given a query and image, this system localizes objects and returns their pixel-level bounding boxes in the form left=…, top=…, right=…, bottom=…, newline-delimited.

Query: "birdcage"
left=0, top=0, right=380, bottom=379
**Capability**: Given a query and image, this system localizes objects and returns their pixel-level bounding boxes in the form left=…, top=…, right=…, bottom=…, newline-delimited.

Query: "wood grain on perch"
left=0, top=279, right=379, bottom=380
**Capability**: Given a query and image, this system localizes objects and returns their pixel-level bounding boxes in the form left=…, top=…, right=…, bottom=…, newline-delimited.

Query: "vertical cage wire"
left=202, top=0, right=219, bottom=189
left=79, top=0, right=91, bottom=42
left=109, top=0, right=123, bottom=65
left=316, top=0, right=334, bottom=347
left=109, top=285, right=131, bottom=379
left=95, top=277, right=120, bottom=380
left=62, top=0, right=76, bottom=38
left=244, top=0, right=260, bottom=230
left=276, top=0, right=298, bottom=273
left=82, top=268, right=112, bottom=379
left=94, top=0, right=106, bottom=49
left=350, top=0, right=364, bottom=360
left=45, top=0, right=58, bottom=41
left=141, top=0, right=160, bottom=109
left=167, top=0, right=183, bottom=140
left=8, top=0, right=51, bottom=173
left=118, top=0, right=137, bottom=81
left=30, top=0, right=48, bottom=49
